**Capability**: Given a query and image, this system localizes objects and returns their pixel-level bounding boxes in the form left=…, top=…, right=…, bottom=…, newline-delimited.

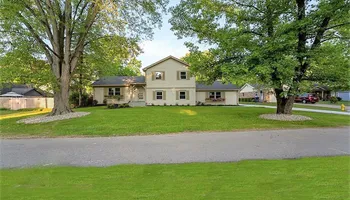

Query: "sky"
left=137, top=1, right=193, bottom=68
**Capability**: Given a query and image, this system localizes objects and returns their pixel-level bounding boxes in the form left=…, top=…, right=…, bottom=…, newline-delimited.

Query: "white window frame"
left=108, top=88, right=114, bottom=96
left=155, top=72, right=163, bottom=80
left=115, top=88, right=121, bottom=96
left=209, top=92, right=221, bottom=99
left=180, top=71, right=187, bottom=80
left=138, top=93, right=144, bottom=99
left=156, top=91, right=163, bottom=100
left=109, top=88, right=121, bottom=96
left=179, top=91, right=186, bottom=100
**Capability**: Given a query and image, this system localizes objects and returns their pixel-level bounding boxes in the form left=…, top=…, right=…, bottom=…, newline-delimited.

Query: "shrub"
left=330, top=96, right=338, bottom=104
left=124, top=103, right=130, bottom=108
left=176, top=103, right=179, bottom=106
left=103, top=99, right=107, bottom=104
left=164, top=103, right=167, bottom=106
left=336, top=97, right=342, bottom=101
left=92, top=100, right=98, bottom=106
left=69, top=92, right=89, bottom=107
left=187, top=103, right=190, bottom=106
left=87, top=97, right=94, bottom=106
left=107, top=104, right=115, bottom=109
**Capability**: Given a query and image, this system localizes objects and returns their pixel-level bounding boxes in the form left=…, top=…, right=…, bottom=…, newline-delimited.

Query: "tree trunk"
left=275, top=89, right=295, bottom=114
left=78, top=73, right=83, bottom=107
left=49, top=74, right=73, bottom=116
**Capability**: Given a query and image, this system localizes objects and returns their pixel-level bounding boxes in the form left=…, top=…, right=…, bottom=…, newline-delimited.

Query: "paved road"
left=240, top=104, right=350, bottom=115
left=1, top=127, right=349, bottom=168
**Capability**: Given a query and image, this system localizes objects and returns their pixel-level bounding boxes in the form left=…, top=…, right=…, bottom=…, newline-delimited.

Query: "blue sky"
left=137, top=1, right=193, bottom=67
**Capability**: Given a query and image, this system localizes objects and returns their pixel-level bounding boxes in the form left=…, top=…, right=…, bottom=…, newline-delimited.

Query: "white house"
left=240, top=83, right=277, bottom=103
left=92, top=56, right=240, bottom=106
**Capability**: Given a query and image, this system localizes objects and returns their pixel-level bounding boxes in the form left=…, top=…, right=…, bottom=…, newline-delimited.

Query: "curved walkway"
left=240, top=104, right=350, bottom=115
left=1, top=127, right=349, bottom=168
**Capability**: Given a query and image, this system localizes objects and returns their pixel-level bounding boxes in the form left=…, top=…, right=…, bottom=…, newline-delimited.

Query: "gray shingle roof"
left=92, top=76, right=145, bottom=86
left=196, top=81, right=240, bottom=90
left=11, top=88, right=34, bottom=95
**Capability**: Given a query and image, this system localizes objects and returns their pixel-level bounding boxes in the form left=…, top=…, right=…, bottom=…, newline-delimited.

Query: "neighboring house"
left=0, top=84, right=47, bottom=97
left=332, top=91, right=350, bottom=101
left=240, top=83, right=277, bottom=103
left=0, top=84, right=53, bottom=110
left=92, top=55, right=240, bottom=106
left=311, top=85, right=350, bottom=101
left=312, top=85, right=331, bottom=100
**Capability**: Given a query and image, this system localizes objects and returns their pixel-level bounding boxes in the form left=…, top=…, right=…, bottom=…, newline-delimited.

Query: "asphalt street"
left=1, top=127, right=349, bottom=168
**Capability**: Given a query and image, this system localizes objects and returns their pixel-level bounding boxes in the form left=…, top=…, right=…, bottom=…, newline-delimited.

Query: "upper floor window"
left=155, top=72, right=164, bottom=80
left=180, top=71, right=187, bottom=79
left=178, top=71, right=189, bottom=80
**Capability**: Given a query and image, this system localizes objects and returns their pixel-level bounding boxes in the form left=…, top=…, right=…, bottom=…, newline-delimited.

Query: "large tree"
left=170, top=0, right=350, bottom=114
left=0, top=0, right=167, bottom=115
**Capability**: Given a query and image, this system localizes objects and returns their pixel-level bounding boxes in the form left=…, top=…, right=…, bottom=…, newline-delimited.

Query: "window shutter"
left=163, top=91, right=166, bottom=100
left=176, top=91, right=179, bottom=100
left=186, top=71, right=190, bottom=80
left=222, top=92, right=225, bottom=98
left=177, top=71, right=180, bottom=80
left=153, top=91, right=155, bottom=100
left=152, top=72, right=155, bottom=80
left=186, top=91, right=189, bottom=100
left=162, top=72, right=165, bottom=80
left=104, top=88, right=108, bottom=96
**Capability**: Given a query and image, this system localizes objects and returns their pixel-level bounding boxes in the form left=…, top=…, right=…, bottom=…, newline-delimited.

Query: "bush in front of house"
left=107, top=103, right=130, bottom=109
left=336, top=97, right=342, bottom=101
left=329, top=96, right=338, bottom=104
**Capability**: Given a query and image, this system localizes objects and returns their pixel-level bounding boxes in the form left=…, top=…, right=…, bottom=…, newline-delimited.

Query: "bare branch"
left=24, top=2, right=55, bottom=46
left=17, top=13, right=55, bottom=64
left=234, top=1, right=264, bottom=13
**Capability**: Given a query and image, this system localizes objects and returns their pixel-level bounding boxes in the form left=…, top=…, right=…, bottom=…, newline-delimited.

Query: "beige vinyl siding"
left=196, top=91, right=239, bottom=105
left=146, top=89, right=195, bottom=105
left=94, top=86, right=146, bottom=105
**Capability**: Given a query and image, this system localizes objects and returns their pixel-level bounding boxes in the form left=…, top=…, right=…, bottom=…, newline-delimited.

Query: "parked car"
left=295, top=93, right=319, bottom=104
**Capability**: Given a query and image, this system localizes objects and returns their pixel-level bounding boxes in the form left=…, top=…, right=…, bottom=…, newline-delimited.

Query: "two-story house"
left=92, top=56, right=239, bottom=106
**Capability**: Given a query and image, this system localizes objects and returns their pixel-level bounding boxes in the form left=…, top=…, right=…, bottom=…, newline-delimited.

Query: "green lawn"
left=0, top=108, right=18, bottom=115
left=1, top=156, right=348, bottom=200
left=241, top=102, right=344, bottom=111
left=318, top=100, right=350, bottom=106
left=0, top=106, right=349, bottom=138
left=0, top=108, right=39, bottom=116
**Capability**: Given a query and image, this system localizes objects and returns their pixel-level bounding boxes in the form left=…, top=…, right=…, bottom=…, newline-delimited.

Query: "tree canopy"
left=171, top=0, right=350, bottom=114
left=0, top=0, right=168, bottom=115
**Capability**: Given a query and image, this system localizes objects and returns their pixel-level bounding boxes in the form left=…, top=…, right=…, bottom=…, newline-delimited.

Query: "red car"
left=295, top=93, right=319, bottom=104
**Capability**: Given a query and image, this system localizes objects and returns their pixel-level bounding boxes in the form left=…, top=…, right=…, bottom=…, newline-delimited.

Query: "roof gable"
left=142, top=55, right=189, bottom=72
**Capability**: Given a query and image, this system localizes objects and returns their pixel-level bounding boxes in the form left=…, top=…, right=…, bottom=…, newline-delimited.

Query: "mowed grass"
left=318, top=100, right=350, bottom=106
left=0, top=106, right=349, bottom=137
left=1, top=156, right=348, bottom=200
left=241, top=102, right=344, bottom=111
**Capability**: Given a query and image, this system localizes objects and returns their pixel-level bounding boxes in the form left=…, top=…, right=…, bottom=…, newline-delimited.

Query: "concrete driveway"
left=1, top=127, right=349, bottom=168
